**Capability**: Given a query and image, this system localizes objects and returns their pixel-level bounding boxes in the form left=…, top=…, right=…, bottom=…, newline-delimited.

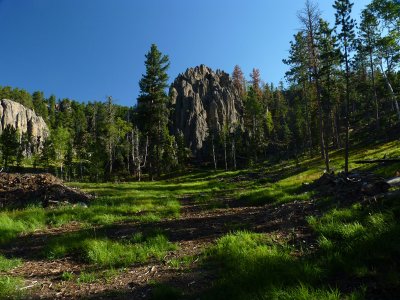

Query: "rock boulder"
left=171, top=65, right=243, bottom=155
left=0, top=99, right=49, bottom=149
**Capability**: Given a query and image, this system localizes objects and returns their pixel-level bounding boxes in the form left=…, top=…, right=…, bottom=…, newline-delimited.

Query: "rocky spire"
left=170, top=65, right=243, bottom=155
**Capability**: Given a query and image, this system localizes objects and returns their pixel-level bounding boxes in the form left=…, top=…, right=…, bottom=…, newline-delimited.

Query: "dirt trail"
left=1, top=195, right=320, bottom=299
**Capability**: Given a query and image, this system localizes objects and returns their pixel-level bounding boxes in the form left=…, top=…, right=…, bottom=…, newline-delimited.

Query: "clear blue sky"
left=0, top=0, right=370, bottom=107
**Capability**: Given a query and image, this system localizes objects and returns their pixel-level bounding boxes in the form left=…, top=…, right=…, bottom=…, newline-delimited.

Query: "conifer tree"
left=334, top=0, right=356, bottom=175
left=232, top=65, right=246, bottom=99
left=32, top=91, right=48, bottom=121
left=137, top=44, right=171, bottom=179
left=0, top=125, right=19, bottom=168
left=359, top=8, right=380, bottom=129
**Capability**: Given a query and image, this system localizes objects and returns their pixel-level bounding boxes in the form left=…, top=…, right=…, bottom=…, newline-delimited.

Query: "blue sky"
left=0, top=0, right=370, bottom=107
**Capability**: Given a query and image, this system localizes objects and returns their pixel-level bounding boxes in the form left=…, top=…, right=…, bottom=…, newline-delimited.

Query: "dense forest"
left=0, top=0, right=399, bottom=181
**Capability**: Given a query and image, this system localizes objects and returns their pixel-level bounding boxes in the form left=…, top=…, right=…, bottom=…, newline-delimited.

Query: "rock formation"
left=0, top=99, right=49, bottom=148
left=170, top=65, right=243, bottom=155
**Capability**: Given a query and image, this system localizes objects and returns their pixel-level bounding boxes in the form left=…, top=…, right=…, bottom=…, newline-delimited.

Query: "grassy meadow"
left=0, top=139, right=399, bottom=299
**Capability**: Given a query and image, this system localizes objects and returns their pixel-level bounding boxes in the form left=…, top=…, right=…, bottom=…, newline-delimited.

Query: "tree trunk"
left=344, top=43, right=350, bottom=176
left=231, top=134, right=237, bottom=170
left=224, top=136, right=227, bottom=171
left=380, top=64, right=400, bottom=122
left=212, top=134, right=217, bottom=171
left=369, top=49, right=379, bottom=130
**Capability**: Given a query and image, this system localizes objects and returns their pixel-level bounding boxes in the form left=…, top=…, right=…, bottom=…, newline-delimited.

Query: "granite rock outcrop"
left=0, top=99, right=49, bottom=148
left=170, top=65, right=243, bottom=155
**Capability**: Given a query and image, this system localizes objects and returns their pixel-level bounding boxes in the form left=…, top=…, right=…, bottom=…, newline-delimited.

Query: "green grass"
left=84, top=234, right=177, bottom=267
left=0, top=207, right=46, bottom=244
left=167, top=255, right=197, bottom=269
left=0, top=180, right=184, bottom=246
left=202, top=231, right=338, bottom=300
left=150, top=282, right=183, bottom=300
left=77, top=271, right=97, bottom=284
left=0, top=139, right=399, bottom=299
left=307, top=196, right=400, bottom=287
left=201, top=230, right=371, bottom=300
left=43, top=229, right=177, bottom=267
left=0, top=255, right=21, bottom=272
left=61, top=271, right=75, bottom=281
left=196, top=140, right=400, bottom=299
left=0, top=275, right=25, bottom=299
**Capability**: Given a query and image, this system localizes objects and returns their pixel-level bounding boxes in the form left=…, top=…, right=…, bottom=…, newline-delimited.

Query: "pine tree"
left=369, top=0, right=400, bottom=122
left=334, top=0, right=356, bottom=175
left=0, top=125, right=19, bottom=168
left=32, top=91, right=48, bottom=121
left=47, top=95, right=57, bottom=129
left=317, top=19, right=341, bottom=172
left=137, top=44, right=171, bottom=179
left=298, top=0, right=326, bottom=161
left=359, top=8, right=380, bottom=129
left=232, top=65, right=246, bottom=99
left=283, top=31, right=314, bottom=155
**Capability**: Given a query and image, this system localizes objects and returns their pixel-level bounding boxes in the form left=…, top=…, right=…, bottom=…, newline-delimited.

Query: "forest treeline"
left=0, top=0, right=399, bottom=181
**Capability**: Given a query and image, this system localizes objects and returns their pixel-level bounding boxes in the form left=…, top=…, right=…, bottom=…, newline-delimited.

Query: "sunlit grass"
left=202, top=231, right=348, bottom=300
left=0, top=275, right=25, bottom=299
left=43, top=229, right=177, bottom=267
left=0, top=255, right=22, bottom=272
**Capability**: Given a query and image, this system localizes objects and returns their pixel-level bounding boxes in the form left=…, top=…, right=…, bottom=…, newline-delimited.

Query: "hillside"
left=0, top=139, right=399, bottom=299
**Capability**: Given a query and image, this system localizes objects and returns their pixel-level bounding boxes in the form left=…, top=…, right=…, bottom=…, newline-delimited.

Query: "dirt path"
left=2, top=197, right=320, bottom=299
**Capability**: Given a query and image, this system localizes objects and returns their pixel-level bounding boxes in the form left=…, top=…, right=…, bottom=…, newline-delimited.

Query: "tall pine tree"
left=334, top=0, right=356, bottom=175
left=137, top=44, right=171, bottom=179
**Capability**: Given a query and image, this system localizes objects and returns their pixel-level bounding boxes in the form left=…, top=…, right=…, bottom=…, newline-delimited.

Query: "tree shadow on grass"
left=0, top=199, right=318, bottom=263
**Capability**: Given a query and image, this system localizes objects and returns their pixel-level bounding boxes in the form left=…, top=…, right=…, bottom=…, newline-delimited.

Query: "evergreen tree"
left=137, top=44, right=172, bottom=179
left=317, top=19, right=341, bottom=172
left=232, top=65, right=246, bottom=99
left=52, top=126, right=71, bottom=179
left=40, top=138, right=56, bottom=172
left=0, top=125, right=19, bottom=168
left=32, top=91, right=48, bottom=121
left=47, top=95, right=57, bottom=129
left=359, top=7, right=381, bottom=129
left=283, top=31, right=314, bottom=155
left=369, top=0, right=400, bottom=122
left=334, top=0, right=356, bottom=175
left=298, top=0, right=326, bottom=161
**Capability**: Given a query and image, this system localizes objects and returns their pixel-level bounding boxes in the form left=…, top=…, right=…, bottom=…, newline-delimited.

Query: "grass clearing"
left=0, top=139, right=398, bottom=298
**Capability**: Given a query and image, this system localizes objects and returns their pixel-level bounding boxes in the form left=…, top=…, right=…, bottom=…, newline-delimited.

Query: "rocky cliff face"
left=0, top=99, right=49, bottom=148
left=171, top=65, right=243, bottom=155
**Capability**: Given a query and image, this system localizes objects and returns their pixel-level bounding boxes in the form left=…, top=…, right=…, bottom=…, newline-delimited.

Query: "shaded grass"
left=308, top=196, right=400, bottom=290
left=150, top=282, right=183, bottom=300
